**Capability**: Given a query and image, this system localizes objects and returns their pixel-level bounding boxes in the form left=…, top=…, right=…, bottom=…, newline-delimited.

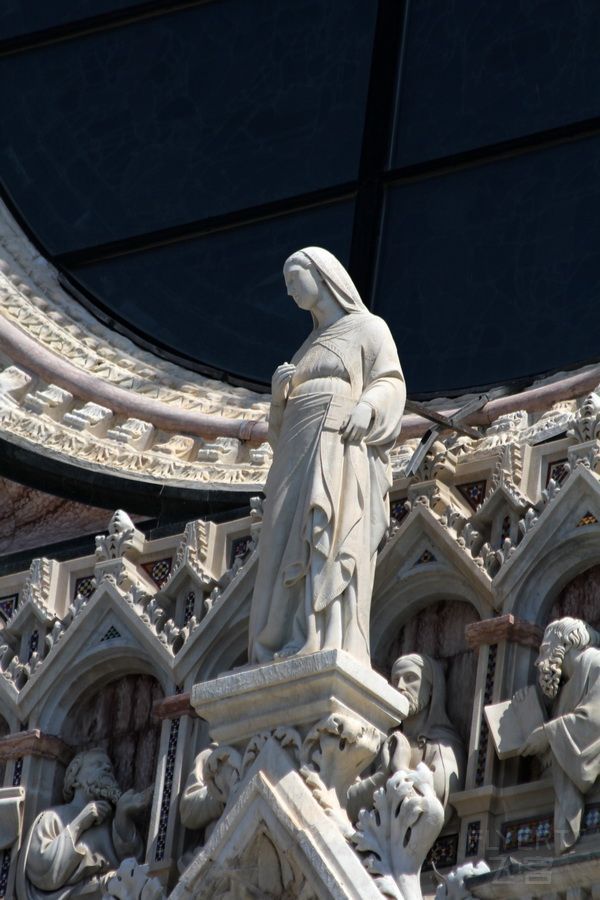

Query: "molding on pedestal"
left=191, top=650, right=409, bottom=746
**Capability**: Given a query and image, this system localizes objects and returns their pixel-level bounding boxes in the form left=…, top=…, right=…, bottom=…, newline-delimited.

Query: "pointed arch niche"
left=548, top=563, right=600, bottom=630
left=62, top=674, right=163, bottom=796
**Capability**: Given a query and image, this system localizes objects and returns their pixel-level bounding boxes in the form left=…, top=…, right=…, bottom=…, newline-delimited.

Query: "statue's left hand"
left=116, top=787, right=153, bottom=817
left=520, top=725, right=549, bottom=757
left=341, top=401, right=373, bottom=444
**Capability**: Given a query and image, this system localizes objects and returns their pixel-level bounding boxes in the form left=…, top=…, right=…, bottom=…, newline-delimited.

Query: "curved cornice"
left=0, top=204, right=268, bottom=419
left=1, top=197, right=600, bottom=498
left=0, top=201, right=273, bottom=491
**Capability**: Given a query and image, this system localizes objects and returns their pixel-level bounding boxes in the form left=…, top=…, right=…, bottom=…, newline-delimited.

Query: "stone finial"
left=95, top=510, right=144, bottom=562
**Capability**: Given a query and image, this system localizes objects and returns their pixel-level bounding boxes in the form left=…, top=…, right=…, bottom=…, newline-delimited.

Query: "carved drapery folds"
left=488, top=616, right=600, bottom=856
left=17, top=748, right=151, bottom=898
left=2, top=371, right=600, bottom=897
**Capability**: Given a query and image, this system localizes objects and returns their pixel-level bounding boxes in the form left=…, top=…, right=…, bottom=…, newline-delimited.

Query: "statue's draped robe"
left=249, top=312, right=405, bottom=665
left=16, top=803, right=142, bottom=899
left=347, top=656, right=465, bottom=823
left=408, top=656, right=466, bottom=815
left=545, top=646, right=600, bottom=853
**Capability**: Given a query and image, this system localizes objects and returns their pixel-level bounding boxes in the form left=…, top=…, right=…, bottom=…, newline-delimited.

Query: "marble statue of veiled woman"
left=248, top=247, right=405, bottom=666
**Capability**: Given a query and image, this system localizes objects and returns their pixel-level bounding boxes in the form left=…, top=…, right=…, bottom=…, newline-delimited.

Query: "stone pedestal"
left=191, top=648, right=408, bottom=748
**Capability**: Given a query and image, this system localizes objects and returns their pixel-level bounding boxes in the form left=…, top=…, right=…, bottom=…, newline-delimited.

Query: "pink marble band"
left=2, top=313, right=599, bottom=442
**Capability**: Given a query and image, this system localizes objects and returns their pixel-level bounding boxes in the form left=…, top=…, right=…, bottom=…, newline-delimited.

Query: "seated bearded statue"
left=16, top=748, right=151, bottom=899
left=520, top=616, right=600, bottom=853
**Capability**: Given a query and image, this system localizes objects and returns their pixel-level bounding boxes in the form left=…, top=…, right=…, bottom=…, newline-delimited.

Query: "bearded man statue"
left=16, top=748, right=150, bottom=899
left=521, top=616, right=600, bottom=853
left=347, top=653, right=465, bottom=822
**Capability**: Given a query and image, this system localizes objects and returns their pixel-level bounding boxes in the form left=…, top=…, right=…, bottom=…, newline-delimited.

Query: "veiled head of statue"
left=283, top=247, right=368, bottom=319
left=63, top=748, right=122, bottom=805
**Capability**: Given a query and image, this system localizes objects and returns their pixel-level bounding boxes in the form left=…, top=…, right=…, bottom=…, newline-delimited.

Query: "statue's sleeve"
left=544, top=670, right=600, bottom=794
left=111, top=820, right=143, bottom=862
left=25, top=811, right=89, bottom=891
left=358, top=318, right=406, bottom=446
left=346, top=771, right=386, bottom=824
left=180, top=750, right=223, bottom=830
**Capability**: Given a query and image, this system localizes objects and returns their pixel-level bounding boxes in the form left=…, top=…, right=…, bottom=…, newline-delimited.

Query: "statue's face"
left=78, top=751, right=113, bottom=783
left=77, top=751, right=122, bottom=803
left=392, top=662, right=432, bottom=717
left=283, top=258, right=321, bottom=311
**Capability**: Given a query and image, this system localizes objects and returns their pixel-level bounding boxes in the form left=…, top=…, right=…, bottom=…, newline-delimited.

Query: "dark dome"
left=2, top=0, right=600, bottom=396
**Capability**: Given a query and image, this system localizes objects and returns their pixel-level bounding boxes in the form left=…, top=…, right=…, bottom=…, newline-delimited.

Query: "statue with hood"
left=248, top=247, right=406, bottom=666
left=347, top=653, right=465, bottom=822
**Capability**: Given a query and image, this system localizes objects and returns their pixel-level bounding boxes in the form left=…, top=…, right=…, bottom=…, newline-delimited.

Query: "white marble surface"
left=191, top=649, right=409, bottom=746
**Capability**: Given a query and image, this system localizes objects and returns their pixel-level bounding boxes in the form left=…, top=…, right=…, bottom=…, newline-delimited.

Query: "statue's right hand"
left=73, top=800, right=112, bottom=833
left=271, top=363, right=296, bottom=403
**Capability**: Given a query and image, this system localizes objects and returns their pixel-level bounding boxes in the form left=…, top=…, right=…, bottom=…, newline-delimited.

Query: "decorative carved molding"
left=152, top=692, right=196, bottom=721
left=465, top=615, right=543, bottom=650
left=0, top=729, right=72, bottom=765
left=3, top=200, right=600, bottom=494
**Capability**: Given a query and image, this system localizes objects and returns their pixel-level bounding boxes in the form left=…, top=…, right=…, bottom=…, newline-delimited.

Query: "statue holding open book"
left=486, top=616, right=600, bottom=854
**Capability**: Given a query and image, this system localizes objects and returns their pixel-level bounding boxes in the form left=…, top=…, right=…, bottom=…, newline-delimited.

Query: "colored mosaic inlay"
left=583, top=803, right=600, bottom=834
left=155, top=715, right=180, bottom=862
left=0, top=594, right=18, bottom=623
left=229, top=535, right=253, bottom=568
left=415, top=549, right=436, bottom=565
left=422, top=832, right=458, bottom=871
left=0, top=847, right=12, bottom=898
left=503, top=802, right=600, bottom=852
left=475, top=644, right=497, bottom=787
left=457, top=480, right=487, bottom=511
left=100, top=625, right=121, bottom=643
left=142, top=558, right=172, bottom=587
left=12, top=757, right=23, bottom=788
left=390, top=498, right=409, bottom=525
left=74, top=575, right=95, bottom=600
left=502, top=813, right=553, bottom=850
left=577, top=511, right=598, bottom=527
left=465, top=821, right=481, bottom=857
left=546, top=458, right=569, bottom=487
left=28, top=630, right=39, bottom=661
left=183, top=591, right=196, bottom=625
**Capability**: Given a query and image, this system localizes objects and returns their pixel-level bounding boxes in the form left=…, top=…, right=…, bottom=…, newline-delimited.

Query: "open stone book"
left=485, top=685, right=547, bottom=760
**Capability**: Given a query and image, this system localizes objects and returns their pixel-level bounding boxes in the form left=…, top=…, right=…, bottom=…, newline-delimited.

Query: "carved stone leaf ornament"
left=241, top=726, right=301, bottom=777
left=353, top=764, right=445, bottom=900
left=300, top=713, right=380, bottom=836
left=95, top=509, right=139, bottom=561
left=103, top=858, right=165, bottom=899
left=434, top=861, right=491, bottom=900
left=569, top=391, right=600, bottom=443
left=205, top=745, right=243, bottom=806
